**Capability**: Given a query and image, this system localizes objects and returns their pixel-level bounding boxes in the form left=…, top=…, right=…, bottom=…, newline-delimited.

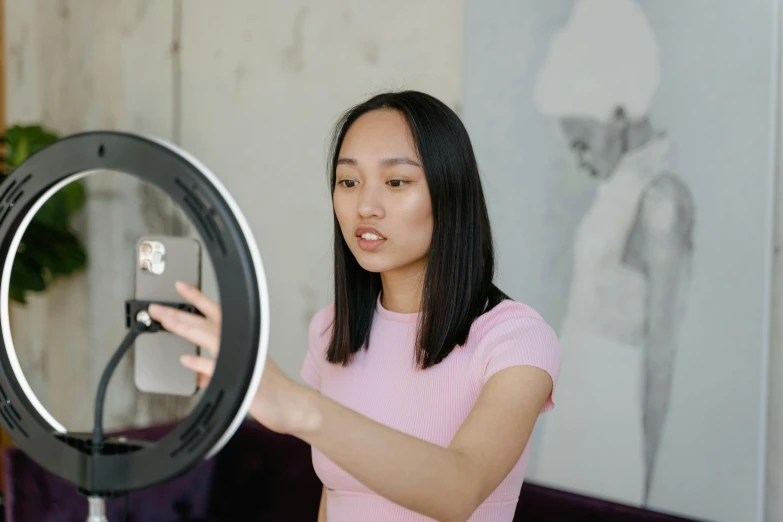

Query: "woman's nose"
left=357, top=183, right=385, bottom=219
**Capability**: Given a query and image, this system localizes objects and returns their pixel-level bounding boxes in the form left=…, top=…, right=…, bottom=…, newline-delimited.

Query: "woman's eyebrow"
left=336, top=157, right=421, bottom=167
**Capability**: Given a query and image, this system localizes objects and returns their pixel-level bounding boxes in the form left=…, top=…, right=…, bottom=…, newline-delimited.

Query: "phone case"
left=133, top=235, right=202, bottom=397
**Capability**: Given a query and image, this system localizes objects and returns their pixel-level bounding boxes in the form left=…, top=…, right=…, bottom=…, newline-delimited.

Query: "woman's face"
left=560, top=116, right=625, bottom=180
left=332, top=109, right=434, bottom=278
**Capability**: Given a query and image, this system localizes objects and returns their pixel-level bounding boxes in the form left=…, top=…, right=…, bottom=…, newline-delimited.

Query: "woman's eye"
left=339, top=180, right=358, bottom=188
left=387, top=180, right=408, bottom=188
left=571, top=140, right=588, bottom=152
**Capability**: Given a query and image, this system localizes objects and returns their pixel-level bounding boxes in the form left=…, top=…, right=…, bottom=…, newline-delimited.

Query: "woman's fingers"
left=148, top=304, right=220, bottom=356
left=175, top=281, right=221, bottom=323
left=198, top=374, right=211, bottom=388
left=145, top=283, right=222, bottom=381
left=150, top=304, right=214, bottom=331
left=180, top=354, right=215, bottom=381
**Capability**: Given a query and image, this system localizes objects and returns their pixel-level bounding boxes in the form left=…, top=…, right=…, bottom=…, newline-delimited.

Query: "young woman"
left=149, top=90, right=561, bottom=522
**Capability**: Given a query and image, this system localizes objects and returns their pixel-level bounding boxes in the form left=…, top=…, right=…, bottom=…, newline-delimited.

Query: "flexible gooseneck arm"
left=92, top=321, right=144, bottom=453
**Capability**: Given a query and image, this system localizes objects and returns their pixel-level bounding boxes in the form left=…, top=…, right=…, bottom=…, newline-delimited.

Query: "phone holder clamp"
left=124, top=299, right=204, bottom=333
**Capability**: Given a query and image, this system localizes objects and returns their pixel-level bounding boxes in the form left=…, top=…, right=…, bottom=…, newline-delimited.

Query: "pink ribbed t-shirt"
left=300, top=296, right=561, bottom=522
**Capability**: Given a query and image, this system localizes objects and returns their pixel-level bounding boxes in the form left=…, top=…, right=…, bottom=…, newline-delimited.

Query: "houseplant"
left=0, top=124, right=88, bottom=304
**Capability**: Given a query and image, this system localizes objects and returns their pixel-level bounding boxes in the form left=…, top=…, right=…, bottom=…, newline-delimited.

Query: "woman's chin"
left=355, top=256, right=391, bottom=274
left=351, top=250, right=401, bottom=274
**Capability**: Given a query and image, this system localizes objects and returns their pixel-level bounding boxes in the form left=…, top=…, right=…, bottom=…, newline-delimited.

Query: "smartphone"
left=133, top=235, right=202, bottom=397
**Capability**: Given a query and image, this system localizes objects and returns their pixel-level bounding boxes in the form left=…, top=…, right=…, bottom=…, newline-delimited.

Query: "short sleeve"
left=481, top=313, right=561, bottom=413
left=300, top=305, right=334, bottom=390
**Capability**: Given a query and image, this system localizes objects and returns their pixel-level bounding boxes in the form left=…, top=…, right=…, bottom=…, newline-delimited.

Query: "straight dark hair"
left=326, top=90, right=508, bottom=369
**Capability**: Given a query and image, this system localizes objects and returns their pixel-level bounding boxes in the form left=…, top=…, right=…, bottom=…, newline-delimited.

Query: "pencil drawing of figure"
left=530, top=0, right=695, bottom=507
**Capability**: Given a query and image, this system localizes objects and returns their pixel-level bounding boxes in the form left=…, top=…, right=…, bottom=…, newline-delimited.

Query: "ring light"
left=0, top=131, right=270, bottom=502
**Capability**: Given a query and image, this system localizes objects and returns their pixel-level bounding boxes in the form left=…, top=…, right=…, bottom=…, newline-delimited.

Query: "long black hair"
left=326, top=90, right=508, bottom=369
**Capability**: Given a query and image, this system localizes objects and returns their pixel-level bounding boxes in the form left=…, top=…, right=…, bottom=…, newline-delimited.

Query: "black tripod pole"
left=86, top=316, right=147, bottom=522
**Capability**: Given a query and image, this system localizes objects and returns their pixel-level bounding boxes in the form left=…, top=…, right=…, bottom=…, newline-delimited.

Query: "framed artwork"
left=463, top=1, right=778, bottom=521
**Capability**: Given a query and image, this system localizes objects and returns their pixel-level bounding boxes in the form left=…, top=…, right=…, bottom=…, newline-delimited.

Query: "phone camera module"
left=139, top=240, right=166, bottom=275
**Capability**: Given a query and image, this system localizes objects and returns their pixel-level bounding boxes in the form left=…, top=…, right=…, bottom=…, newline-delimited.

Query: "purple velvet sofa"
left=1, top=419, right=702, bottom=522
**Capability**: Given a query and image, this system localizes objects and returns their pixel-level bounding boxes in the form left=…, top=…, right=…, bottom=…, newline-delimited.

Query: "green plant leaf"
left=17, top=221, right=87, bottom=276
left=2, top=124, right=89, bottom=304
left=11, top=254, right=47, bottom=293
left=61, top=181, right=87, bottom=214
left=9, top=286, right=27, bottom=305
left=5, top=125, right=58, bottom=169
left=34, top=196, right=68, bottom=231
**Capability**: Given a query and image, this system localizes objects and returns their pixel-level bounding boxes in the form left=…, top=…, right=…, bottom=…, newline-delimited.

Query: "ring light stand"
left=0, top=132, right=270, bottom=520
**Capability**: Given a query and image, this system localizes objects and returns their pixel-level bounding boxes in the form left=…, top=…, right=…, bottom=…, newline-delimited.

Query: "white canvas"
left=463, top=1, right=778, bottom=521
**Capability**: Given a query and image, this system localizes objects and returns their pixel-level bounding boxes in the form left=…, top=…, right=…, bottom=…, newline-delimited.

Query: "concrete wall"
left=5, top=0, right=194, bottom=432
left=2, top=0, right=463, bottom=429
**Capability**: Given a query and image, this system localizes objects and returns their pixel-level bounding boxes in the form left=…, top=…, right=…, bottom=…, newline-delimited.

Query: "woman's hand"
left=148, top=282, right=312, bottom=435
left=148, top=282, right=220, bottom=388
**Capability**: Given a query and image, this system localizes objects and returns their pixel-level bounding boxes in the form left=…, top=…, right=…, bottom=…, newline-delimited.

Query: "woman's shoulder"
left=475, top=298, right=550, bottom=331
left=472, top=298, right=561, bottom=399
left=309, top=303, right=336, bottom=343
left=301, top=304, right=336, bottom=389
left=469, top=297, right=560, bottom=354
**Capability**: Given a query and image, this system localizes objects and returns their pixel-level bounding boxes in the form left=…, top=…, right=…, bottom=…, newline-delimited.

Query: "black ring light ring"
left=0, top=131, right=270, bottom=495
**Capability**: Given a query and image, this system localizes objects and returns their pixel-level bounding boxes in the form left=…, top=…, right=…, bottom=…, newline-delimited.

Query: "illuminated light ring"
left=0, top=131, right=269, bottom=494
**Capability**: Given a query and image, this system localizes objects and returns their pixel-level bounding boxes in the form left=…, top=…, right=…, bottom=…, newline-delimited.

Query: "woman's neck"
left=380, top=265, right=425, bottom=313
